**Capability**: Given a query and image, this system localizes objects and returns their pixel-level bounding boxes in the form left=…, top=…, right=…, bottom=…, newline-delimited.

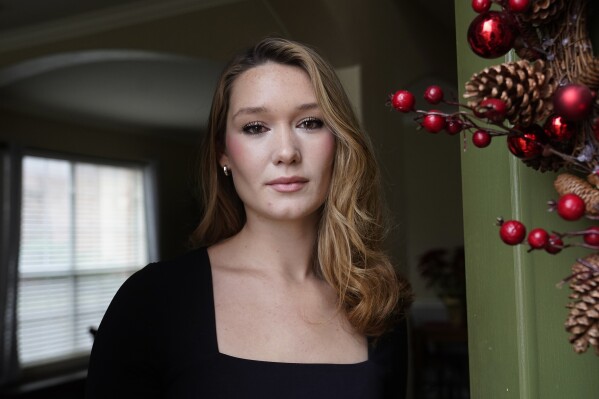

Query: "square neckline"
left=202, top=247, right=371, bottom=367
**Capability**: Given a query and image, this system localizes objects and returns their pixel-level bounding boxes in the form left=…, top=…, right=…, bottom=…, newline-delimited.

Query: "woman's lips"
left=266, top=177, right=308, bottom=192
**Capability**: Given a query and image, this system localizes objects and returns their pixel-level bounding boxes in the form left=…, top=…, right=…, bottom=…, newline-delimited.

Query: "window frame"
left=4, top=146, right=158, bottom=384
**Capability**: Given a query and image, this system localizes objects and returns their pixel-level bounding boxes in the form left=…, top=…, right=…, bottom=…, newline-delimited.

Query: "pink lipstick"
left=266, top=176, right=308, bottom=192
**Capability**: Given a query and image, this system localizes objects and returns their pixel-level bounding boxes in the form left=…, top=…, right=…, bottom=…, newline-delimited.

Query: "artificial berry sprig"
left=387, top=86, right=595, bottom=173
left=497, top=193, right=599, bottom=255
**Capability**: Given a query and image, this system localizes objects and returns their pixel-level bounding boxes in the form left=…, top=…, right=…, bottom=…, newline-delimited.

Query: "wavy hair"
left=191, top=37, right=411, bottom=337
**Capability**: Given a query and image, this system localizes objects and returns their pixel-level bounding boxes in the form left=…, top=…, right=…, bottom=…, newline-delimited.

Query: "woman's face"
left=220, top=62, right=336, bottom=224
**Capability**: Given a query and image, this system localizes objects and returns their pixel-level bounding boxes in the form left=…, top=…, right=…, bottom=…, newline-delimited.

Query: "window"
left=17, top=155, right=150, bottom=366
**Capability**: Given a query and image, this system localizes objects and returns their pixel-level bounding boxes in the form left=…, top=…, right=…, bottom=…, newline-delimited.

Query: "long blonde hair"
left=191, top=37, right=411, bottom=336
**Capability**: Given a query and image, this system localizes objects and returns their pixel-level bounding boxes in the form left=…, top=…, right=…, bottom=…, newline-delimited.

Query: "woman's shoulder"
left=110, top=247, right=212, bottom=311
left=128, top=247, right=210, bottom=287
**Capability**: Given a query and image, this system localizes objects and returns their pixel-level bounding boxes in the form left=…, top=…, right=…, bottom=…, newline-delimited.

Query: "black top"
left=86, top=248, right=408, bottom=399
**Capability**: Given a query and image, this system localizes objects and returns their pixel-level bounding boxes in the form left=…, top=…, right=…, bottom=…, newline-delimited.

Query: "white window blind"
left=17, top=155, right=149, bottom=366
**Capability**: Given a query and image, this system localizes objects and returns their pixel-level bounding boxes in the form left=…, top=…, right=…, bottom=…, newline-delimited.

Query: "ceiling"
left=0, top=0, right=254, bottom=134
left=0, top=0, right=454, bottom=135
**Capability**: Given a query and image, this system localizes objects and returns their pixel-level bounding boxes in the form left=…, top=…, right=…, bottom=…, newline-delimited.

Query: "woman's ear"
left=219, top=152, right=229, bottom=169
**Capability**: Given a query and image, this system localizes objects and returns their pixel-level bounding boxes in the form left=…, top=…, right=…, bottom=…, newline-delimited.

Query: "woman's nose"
left=272, top=127, right=301, bottom=165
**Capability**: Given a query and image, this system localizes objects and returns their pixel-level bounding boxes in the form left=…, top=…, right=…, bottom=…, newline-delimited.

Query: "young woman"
left=86, top=37, right=412, bottom=399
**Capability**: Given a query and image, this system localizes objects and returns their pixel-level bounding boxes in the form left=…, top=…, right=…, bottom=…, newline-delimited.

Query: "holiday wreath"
left=389, top=0, right=599, bottom=355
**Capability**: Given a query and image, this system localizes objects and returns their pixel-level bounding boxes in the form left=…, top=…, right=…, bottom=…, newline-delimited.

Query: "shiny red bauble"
left=467, top=11, right=517, bottom=59
left=424, top=85, right=444, bottom=104
left=507, top=125, right=545, bottom=159
left=391, top=90, right=415, bottom=113
left=507, top=0, right=531, bottom=13
left=527, top=228, right=549, bottom=249
left=478, top=98, right=508, bottom=122
left=472, top=0, right=491, bottom=13
left=543, top=114, right=576, bottom=142
left=556, top=193, right=586, bottom=221
left=545, top=234, right=564, bottom=254
left=500, top=220, right=526, bottom=245
left=472, top=130, right=492, bottom=148
left=422, top=111, right=446, bottom=133
left=584, top=226, right=599, bottom=246
left=553, top=84, right=594, bottom=121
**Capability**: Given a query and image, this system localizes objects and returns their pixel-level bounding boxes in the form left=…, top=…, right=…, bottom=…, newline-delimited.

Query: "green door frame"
left=454, top=2, right=599, bottom=398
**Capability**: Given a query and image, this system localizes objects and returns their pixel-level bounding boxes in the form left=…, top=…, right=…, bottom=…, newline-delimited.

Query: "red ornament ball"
left=584, top=226, right=599, bottom=246
left=556, top=193, right=586, bottom=221
left=472, top=0, right=491, bottom=13
left=545, top=234, right=564, bottom=254
left=391, top=90, right=415, bottom=113
left=422, top=111, right=446, bottom=133
left=507, top=0, right=531, bottom=13
left=527, top=228, right=549, bottom=249
left=543, top=114, right=575, bottom=142
left=424, top=85, right=444, bottom=104
left=472, top=130, right=492, bottom=148
left=500, top=220, right=526, bottom=245
left=507, top=125, right=545, bottom=159
left=477, top=98, right=508, bottom=122
left=445, top=119, right=463, bottom=135
left=467, top=11, right=516, bottom=59
left=553, top=84, right=594, bottom=121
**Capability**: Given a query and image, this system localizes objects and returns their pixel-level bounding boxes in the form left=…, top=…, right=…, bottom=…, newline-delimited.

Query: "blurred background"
left=0, top=1, right=465, bottom=398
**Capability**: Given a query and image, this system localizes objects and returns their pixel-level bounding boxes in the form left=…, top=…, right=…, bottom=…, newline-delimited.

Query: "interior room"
left=1, top=0, right=466, bottom=397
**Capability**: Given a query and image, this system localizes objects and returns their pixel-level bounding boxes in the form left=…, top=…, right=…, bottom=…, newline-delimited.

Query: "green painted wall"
left=455, top=1, right=599, bottom=398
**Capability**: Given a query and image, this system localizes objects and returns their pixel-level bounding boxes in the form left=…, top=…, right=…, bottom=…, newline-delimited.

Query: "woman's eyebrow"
left=231, top=106, right=267, bottom=120
left=297, top=102, right=319, bottom=111
left=231, top=103, right=320, bottom=120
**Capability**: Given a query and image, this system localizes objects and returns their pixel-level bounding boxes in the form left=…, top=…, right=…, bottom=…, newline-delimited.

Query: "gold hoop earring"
left=223, top=165, right=230, bottom=176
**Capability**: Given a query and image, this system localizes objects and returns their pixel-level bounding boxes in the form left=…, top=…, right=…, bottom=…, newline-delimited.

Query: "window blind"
left=18, top=156, right=148, bottom=366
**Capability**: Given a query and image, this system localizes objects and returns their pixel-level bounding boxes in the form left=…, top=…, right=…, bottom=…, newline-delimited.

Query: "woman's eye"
left=242, top=122, right=268, bottom=135
left=298, top=117, right=324, bottom=131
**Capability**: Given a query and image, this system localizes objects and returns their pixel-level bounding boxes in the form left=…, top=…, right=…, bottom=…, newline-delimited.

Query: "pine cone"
left=554, top=173, right=599, bottom=215
left=517, top=0, right=567, bottom=26
left=565, top=254, right=599, bottom=355
left=464, top=60, right=557, bottom=127
left=522, top=154, right=565, bottom=172
left=513, top=25, right=544, bottom=61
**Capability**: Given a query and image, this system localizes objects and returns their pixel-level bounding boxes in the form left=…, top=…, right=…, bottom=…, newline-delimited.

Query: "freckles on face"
left=220, top=62, right=336, bottom=222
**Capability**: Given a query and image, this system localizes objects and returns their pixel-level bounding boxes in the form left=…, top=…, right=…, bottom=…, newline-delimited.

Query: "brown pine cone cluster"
left=565, top=254, right=599, bottom=354
left=516, top=0, right=567, bottom=26
left=554, top=173, right=599, bottom=215
left=513, top=25, right=543, bottom=61
left=464, top=60, right=557, bottom=127
left=522, top=153, right=565, bottom=172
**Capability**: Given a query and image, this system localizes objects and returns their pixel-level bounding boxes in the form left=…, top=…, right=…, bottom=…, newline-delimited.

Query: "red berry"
left=424, top=85, right=444, bottom=104
left=422, top=111, right=446, bottom=133
left=445, top=119, right=463, bottom=135
left=500, top=220, right=526, bottom=245
left=507, top=0, right=531, bottom=12
left=472, top=0, right=491, bottom=13
left=556, top=193, right=586, bottom=221
left=472, top=130, right=492, bottom=148
left=391, top=90, right=415, bottom=112
left=527, top=228, right=549, bottom=249
left=477, top=98, right=508, bottom=122
left=584, top=226, right=599, bottom=246
left=545, top=234, right=563, bottom=254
